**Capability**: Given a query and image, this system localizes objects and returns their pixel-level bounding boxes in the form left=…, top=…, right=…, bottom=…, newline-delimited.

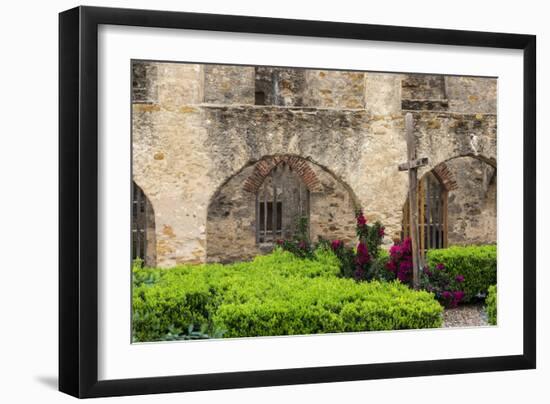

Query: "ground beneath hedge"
left=442, top=303, right=489, bottom=328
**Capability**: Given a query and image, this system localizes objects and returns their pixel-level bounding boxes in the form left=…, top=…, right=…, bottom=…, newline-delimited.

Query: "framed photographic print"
left=59, top=6, right=536, bottom=398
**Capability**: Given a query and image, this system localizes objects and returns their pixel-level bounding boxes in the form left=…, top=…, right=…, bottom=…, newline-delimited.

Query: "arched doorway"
left=401, top=156, right=497, bottom=258
left=256, top=161, right=310, bottom=244
left=131, top=181, right=156, bottom=266
left=401, top=171, right=448, bottom=259
left=206, top=155, right=358, bottom=263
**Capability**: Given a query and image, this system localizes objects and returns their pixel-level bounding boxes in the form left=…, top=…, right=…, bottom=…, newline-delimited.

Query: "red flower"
left=355, top=242, right=370, bottom=265
left=356, top=213, right=367, bottom=227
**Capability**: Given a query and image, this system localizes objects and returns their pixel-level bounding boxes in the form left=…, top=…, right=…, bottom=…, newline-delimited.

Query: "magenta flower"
left=331, top=239, right=342, bottom=250
left=356, top=212, right=367, bottom=227
left=436, top=263, right=445, bottom=271
left=423, top=267, right=433, bottom=277
left=378, top=226, right=385, bottom=237
left=275, top=239, right=284, bottom=245
left=453, top=290, right=465, bottom=302
left=386, top=260, right=397, bottom=273
left=298, top=241, right=306, bottom=249
left=397, top=270, right=409, bottom=282
left=455, top=274, right=465, bottom=283
left=441, top=291, right=452, bottom=300
left=389, top=244, right=403, bottom=259
left=355, top=242, right=370, bottom=265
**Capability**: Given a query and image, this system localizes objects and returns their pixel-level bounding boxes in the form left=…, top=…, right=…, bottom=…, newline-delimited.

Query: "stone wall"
left=445, top=157, right=497, bottom=245
left=204, top=65, right=254, bottom=104
left=206, top=156, right=357, bottom=263
left=131, top=61, right=497, bottom=267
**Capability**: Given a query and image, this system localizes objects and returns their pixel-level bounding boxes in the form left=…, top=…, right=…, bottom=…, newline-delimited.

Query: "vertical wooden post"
left=420, top=178, right=425, bottom=259
left=405, top=113, right=422, bottom=289
left=263, top=183, right=268, bottom=242
left=272, top=168, right=277, bottom=240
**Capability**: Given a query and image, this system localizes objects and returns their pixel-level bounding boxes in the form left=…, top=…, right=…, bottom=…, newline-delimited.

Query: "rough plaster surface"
left=132, top=62, right=497, bottom=266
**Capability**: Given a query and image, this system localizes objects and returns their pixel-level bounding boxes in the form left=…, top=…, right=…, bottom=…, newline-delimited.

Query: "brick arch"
left=243, top=155, right=322, bottom=193
left=431, top=162, right=458, bottom=191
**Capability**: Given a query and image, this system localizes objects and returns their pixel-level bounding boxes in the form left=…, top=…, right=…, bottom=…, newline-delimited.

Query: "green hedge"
left=426, top=245, right=496, bottom=302
left=133, top=249, right=443, bottom=341
left=486, top=285, right=497, bottom=325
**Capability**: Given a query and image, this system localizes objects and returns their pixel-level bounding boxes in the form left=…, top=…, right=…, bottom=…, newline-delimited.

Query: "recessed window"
left=256, top=163, right=309, bottom=244
left=255, top=91, right=266, bottom=105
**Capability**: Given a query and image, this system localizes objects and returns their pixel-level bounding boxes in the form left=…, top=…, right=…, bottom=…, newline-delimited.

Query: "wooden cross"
left=398, top=113, right=428, bottom=289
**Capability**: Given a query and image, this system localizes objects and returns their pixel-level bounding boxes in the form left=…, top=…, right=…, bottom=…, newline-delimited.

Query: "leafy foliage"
left=386, top=238, right=466, bottom=307
left=419, top=263, right=465, bottom=308
left=486, top=284, right=497, bottom=325
left=132, top=249, right=443, bottom=341
left=386, top=237, right=413, bottom=283
left=276, top=216, right=314, bottom=259
left=426, top=245, right=497, bottom=302
left=281, top=210, right=386, bottom=282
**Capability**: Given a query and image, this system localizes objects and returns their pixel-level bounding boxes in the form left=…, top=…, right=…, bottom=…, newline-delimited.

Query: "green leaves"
left=486, top=285, right=497, bottom=325
left=132, top=249, right=443, bottom=342
left=426, top=245, right=496, bottom=302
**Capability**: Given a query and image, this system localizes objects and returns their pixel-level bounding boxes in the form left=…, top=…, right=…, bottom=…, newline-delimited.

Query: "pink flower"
left=436, top=263, right=445, bottom=271
left=331, top=239, right=342, bottom=250
left=441, top=291, right=452, bottom=300
left=453, top=290, right=465, bottom=302
left=355, top=242, right=370, bottom=265
left=356, top=212, right=367, bottom=227
left=386, top=260, right=397, bottom=273
left=378, top=226, right=385, bottom=237
left=455, top=274, right=465, bottom=283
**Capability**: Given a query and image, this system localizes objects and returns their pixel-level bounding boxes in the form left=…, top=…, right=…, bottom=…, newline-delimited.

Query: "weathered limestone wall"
left=255, top=67, right=306, bottom=106
left=364, top=73, right=403, bottom=115
left=303, top=70, right=365, bottom=109
left=446, top=157, right=497, bottom=245
left=204, top=65, right=255, bottom=104
left=309, top=164, right=358, bottom=244
left=446, top=76, right=497, bottom=114
left=201, top=106, right=409, bottom=244
left=206, top=165, right=258, bottom=263
left=132, top=61, right=497, bottom=266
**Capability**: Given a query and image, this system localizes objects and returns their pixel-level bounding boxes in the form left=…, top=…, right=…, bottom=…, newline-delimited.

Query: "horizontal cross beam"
left=398, top=157, right=429, bottom=171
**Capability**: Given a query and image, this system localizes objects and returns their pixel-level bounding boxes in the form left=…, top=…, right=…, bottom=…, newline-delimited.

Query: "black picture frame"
left=59, top=5, right=536, bottom=398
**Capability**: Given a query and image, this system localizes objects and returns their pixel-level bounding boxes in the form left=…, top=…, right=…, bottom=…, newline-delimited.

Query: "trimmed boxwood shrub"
left=426, top=245, right=496, bottom=302
left=486, top=285, right=497, bottom=325
left=133, top=249, right=443, bottom=341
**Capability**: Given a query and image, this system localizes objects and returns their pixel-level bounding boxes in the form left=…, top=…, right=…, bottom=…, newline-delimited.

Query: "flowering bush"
left=351, top=210, right=385, bottom=281
left=386, top=238, right=466, bottom=308
left=426, top=245, right=496, bottom=302
left=386, top=237, right=413, bottom=283
left=419, top=262, right=466, bottom=308
left=355, top=210, right=385, bottom=261
left=280, top=210, right=385, bottom=282
left=276, top=216, right=313, bottom=259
